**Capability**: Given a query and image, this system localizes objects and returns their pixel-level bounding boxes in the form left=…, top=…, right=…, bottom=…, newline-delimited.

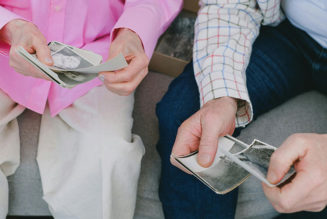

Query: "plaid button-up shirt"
left=193, top=0, right=284, bottom=127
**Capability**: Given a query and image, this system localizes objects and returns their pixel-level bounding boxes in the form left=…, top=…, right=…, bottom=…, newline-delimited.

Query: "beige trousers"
left=0, top=86, right=145, bottom=219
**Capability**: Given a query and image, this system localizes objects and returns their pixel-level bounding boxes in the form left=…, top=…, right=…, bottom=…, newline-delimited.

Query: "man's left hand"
left=263, top=133, right=327, bottom=213
left=100, top=28, right=149, bottom=95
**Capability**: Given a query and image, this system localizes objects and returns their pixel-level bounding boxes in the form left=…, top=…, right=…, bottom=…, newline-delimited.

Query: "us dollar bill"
left=172, top=136, right=296, bottom=194
left=16, top=41, right=128, bottom=88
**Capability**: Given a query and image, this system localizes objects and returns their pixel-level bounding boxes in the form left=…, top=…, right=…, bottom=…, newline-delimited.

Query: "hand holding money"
left=263, top=133, right=327, bottom=213
left=171, top=97, right=237, bottom=169
left=100, top=28, right=149, bottom=96
left=0, top=19, right=53, bottom=80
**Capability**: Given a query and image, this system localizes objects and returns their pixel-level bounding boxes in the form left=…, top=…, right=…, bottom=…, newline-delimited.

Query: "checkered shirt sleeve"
left=193, top=0, right=283, bottom=127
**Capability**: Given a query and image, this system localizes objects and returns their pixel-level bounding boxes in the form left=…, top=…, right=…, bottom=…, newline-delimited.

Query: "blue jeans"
left=156, top=19, right=327, bottom=219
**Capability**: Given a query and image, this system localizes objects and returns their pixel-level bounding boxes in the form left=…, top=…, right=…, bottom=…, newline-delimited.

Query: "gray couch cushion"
left=7, top=71, right=327, bottom=218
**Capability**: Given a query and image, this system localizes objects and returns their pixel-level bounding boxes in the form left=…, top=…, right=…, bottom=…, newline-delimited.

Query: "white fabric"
left=0, top=86, right=145, bottom=219
left=282, top=0, right=327, bottom=48
left=0, top=90, right=25, bottom=218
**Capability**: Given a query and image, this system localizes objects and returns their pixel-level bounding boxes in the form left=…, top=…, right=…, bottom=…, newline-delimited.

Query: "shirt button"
left=54, top=5, right=61, bottom=12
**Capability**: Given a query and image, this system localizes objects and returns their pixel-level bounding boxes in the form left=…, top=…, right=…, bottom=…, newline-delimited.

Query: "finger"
left=104, top=81, right=132, bottom=96
left=172, top=113, right=201, bottom=157
left=10, top=47, right=51, bottom=80
left=262, top=183, right=283, bottom=210
left=100, top=54, right=147, bottom=83
left=279, top=171, right=316, bottom=206
left=267, top=136, right=307, bottom=184
left=264, top=171, right=315, bottom=213
left=33, top=41, right=53, bottom=66
left=170, top=154, right=193, bottom=175
left=303, top=202, right=327, bottom=212
left=197, top=114, right=224, bottom=167
left=103, top=68, right=147, bottom=95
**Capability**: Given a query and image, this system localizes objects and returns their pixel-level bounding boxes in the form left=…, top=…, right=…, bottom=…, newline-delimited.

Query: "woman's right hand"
left=0, top=19, right=53, bottom=79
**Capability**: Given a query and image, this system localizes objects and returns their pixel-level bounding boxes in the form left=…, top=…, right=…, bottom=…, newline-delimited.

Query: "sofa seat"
left=7, top=72, right=327, bottom=218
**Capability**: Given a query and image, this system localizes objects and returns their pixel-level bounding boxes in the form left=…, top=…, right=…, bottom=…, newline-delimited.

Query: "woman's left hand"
left=100, top=28, right=149, bottom=96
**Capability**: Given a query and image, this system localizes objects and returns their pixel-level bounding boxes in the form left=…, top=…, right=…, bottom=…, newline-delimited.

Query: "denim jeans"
left=156, top=19, right=327, bottom=219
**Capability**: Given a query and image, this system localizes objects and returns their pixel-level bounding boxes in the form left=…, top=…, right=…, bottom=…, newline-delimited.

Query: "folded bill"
left=16, top=41, right=128, bottom=88
left=172, top=136, right=296, bottom=194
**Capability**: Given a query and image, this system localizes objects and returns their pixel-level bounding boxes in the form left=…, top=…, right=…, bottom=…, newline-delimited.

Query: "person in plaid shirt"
left=156, top=0, right=327, bottom=218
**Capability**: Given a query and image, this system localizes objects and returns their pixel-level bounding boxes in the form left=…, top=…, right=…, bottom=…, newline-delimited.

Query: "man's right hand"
left=0, top=19, right=53, bottom=79
left=170, top=97, right=238, bottom=171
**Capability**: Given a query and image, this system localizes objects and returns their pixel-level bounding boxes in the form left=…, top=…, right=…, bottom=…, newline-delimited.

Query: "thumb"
left=197, top=118, right=222, bottom=167
left=267, top=136, right=306, bottom=184
left=33, top=41, right=53, bottom=66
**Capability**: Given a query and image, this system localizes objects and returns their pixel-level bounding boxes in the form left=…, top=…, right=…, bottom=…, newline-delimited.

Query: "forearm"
left=111, top=0, right=183, bottom=58
left=193, top=0, right=263, bottom=127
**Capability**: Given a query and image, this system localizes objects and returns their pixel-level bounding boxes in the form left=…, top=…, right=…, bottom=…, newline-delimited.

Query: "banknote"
left=172, top=136, right=296, bottom=194
left=16, top=41, right=128, bottom=88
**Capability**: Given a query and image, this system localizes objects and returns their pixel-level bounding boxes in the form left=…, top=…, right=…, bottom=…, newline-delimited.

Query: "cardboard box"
left=149, top=1, right=199, bottom=77
left=183, top=0, right=200, bottom=13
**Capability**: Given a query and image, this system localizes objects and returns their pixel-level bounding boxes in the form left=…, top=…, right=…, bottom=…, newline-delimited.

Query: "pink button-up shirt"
left=0, top=0, right=182, bottom=116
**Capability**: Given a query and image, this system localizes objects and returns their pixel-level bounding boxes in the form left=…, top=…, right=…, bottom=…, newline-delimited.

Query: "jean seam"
left=311, top=45, right=325, bottom=76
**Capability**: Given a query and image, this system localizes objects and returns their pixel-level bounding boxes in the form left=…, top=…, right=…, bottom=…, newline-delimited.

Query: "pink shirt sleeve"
left=0, top=6, right=23, bottom=29
left=0, top=6, right=24, bottom=56
left=110, top=0, right=183, bottom=58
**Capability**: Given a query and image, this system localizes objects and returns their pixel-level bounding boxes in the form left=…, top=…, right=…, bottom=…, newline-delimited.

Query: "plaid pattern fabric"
left=193, top=0, right=284, bottom=127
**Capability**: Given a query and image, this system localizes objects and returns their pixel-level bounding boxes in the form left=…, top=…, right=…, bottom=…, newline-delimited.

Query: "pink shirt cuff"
left=110, top=5, right=163, bottom=59
left=0, top=7, right=24, bottom=56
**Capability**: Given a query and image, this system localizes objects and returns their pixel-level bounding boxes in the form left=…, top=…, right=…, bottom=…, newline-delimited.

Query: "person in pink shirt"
left=0, top=0, right=182, bottom=218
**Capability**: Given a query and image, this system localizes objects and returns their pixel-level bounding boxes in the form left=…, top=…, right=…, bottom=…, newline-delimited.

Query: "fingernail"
left=98, top=75, right=105, bottom=82
left=197, top=154, right=211, bottom=166
left=267, top=171, right=278, bottom=184
left=45, top=57, right=53, bottom=65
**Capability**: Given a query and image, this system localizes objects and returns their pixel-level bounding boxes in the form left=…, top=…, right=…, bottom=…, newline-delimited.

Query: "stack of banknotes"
left=17, top=41, right=128, bottom=88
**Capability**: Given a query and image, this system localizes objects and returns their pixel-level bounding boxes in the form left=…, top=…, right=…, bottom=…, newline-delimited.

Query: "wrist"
left=0, top=19, right=28, bottom=44
left=218, top=97, right=238, bottom=111
left=115, top=28, right=143, bottom=48
left=205, top=96, right=238, bottom=115
left=113, top=28, right=136, bottom=41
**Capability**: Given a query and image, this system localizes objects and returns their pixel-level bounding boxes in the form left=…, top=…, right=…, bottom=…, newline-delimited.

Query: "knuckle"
left=123, top=73, right=133, bottom=82
left=269, top=151, right=281, bottom=164
left=143, top=67, right=149, bottom=75
left=143, top=56, right=149, bottom=66
left=104, top=83, right=113, bottom=91
left=312, top=170, right=325, bottom=186
left=9, top=47, right=17, bottom=57
left=34, top=36, right=46, bottom=45
left=278, top=199, right=293, bottom=213
left=273, top=204, right=284, bottom=213
left=201, top=110, right=211, bottom=120
left=124, top=86, right=134, bottom=95
left=202, top=110, right=217, bottom=123
left=290, top=133, right=307, bottom=145
left=316, top=205, right=326, bottom=212
left=119, top=87, right=133, bottom=96
left=178, top=122, right=187, bottom=134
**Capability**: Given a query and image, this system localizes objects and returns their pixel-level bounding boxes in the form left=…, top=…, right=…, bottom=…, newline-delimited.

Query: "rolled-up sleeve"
left=193, top=0, right=284, bottom=128
left=110, top=0, right=183, bottom=58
